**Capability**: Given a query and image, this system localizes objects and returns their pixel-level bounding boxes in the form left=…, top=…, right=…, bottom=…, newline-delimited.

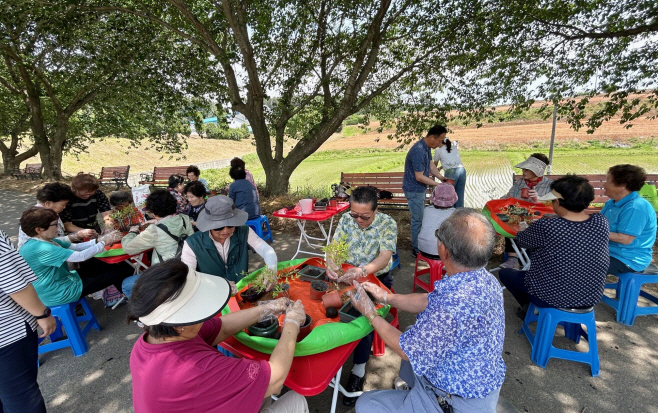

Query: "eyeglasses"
left=349, top=212, right=373, bottom=221
left=434, top=229, right=443, bottom=243
left=49, top=222, right=59, bottom=227
left=211, top=226, right=235, bottom=231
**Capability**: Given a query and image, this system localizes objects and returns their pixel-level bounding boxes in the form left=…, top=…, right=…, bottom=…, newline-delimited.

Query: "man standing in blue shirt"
left=350, top=209, right=506, bottom=413
left=403, top=126, right=447, bottom=257
left=601, top=164, right=657, bottom=275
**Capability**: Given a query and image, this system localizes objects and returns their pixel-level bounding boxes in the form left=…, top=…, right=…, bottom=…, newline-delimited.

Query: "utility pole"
left=548, top=102, right=558, bottom=174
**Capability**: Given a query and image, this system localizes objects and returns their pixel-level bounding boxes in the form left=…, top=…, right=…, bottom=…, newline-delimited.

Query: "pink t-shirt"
left=130, top=318, right=271, bottom=413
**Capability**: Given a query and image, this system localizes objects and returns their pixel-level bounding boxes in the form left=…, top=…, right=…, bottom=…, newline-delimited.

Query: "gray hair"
left=437, top=209, right=495, bottom=269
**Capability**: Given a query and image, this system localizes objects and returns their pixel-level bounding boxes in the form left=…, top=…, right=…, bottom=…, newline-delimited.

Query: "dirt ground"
left=321, top=115, right=657, bottom=151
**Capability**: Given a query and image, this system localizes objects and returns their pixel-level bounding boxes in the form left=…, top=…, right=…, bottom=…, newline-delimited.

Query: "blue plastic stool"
left=246, top=215, right=273, bottom=242
left=391, top=249, right=402, bottom=271
left=38, top=297, right=101, bottom=357
left=217, top=345, right=234, bottom=357
left=601, top=264, right=658, bottom=326
left=519, top=303, right=599, bottom=377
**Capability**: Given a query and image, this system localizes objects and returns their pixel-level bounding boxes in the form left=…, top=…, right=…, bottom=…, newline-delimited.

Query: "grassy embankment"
left=204, top=138, right=658, bottom=197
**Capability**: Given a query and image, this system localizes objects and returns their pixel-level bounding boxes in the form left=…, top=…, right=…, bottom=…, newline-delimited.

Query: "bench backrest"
left=341, top=172, right=407, bottom=193
left=25, top=163, right=42, bottom=173
left=99, top=166, right=130, bottom=180
left=340, top=172, right=433, bottom=206
left=514, top=173, right=658, bottom=204
left=152, top=166, right=190, bottom=183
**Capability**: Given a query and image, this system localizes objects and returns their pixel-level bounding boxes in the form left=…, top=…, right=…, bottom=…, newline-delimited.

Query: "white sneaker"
left=499, top=257, right=520, bottom=270
left=393, top=377, right=410, bottom=391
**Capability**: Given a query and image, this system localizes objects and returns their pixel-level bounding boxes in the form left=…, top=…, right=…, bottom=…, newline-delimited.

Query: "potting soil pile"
left=226, top=258, right=390, bottom=356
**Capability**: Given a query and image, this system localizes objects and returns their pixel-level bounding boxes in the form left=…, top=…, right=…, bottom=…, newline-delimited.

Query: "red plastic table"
left=219, top=335, right=360, bottom=413
left=273, top=202, right=350, bottom=259
left=95, top=250, right=151, bottom=308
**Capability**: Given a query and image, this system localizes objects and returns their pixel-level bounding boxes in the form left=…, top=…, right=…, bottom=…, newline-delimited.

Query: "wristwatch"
left=35, top=308, right=51, bottom=319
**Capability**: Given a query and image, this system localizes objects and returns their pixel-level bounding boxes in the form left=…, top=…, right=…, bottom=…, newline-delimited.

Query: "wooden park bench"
left=12, top=163, right=43, bottom=180
left=97, top=166, right=131, bottom=190
left=139, top=166, right=190, bottom=188
left=513, top=173, right=658, bottom=209
left=340, top=172, right=433, bottom=209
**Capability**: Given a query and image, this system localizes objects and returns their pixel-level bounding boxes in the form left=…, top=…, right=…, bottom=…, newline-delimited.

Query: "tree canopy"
left=2, top=0, right=655, bottom=186
left=0, top=0, right=216, bottom=179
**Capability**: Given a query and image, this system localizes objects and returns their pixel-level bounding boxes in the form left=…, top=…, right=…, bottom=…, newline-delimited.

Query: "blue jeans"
left=122, top=274, right=141, bottom=299
left=607, top=257, right=636, bottom=275
left=0, top=323, right=47, bottom=413
left=444, top=167, right=466, bottom=208
left=356, top=359, right=500, bottom=413
left=405, top=191, right=426, bottom=252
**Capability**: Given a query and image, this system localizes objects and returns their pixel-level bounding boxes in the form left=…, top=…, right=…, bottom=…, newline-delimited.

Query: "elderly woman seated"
left=500, top=153, right=554, bottom=269
left=602, top=164, right=657, bottom=275
left=18, top=207, right=133, bottom=306
left=127, top=259, right=308, bottom=412
left=18, top=182, right=97, bottom=250
left=168, top=174, right=190, bottom=215
left=121, top=190, right=195, bottom=298
left=181, top=196, right=277, bottom=285
left=498, top=175, right=610, bottom=315
left=417, top=183, right=458, bottom=260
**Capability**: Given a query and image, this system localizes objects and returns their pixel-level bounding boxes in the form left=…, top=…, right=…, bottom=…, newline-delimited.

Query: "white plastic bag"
left=131, top=185, right=151, bottom=211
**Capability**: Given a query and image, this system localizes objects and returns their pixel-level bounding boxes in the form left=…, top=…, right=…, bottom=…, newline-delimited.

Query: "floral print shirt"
left=169, top=189, right=190, bottom=215
left=399, top=267, right=506, bottom=398
left=332, top=212, right=397, bottom=275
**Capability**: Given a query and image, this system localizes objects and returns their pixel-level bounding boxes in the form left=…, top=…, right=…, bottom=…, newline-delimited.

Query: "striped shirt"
left=0, top=230, right=38, bottom=348
left=60, top=189, right=111, bottom=232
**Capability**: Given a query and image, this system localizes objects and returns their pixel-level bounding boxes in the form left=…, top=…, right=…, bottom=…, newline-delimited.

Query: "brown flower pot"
left=297, top=314, right=312, bottom=342
left=309, top=280, right=328, bottom=300
left=322, top=290, right=342, bottom=309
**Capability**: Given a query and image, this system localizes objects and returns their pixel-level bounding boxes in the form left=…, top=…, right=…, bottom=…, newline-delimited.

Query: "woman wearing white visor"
left=127, top=259, right=309, bottom=413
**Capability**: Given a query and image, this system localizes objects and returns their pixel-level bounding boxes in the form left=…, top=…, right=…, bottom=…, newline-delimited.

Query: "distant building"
left=189, top=113, right=252, bottom=134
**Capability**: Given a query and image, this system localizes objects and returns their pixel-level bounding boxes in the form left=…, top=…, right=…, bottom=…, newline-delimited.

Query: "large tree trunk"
left=0, top=116, right=38, bottom=176
left=1, top=144, right=38, bottom=176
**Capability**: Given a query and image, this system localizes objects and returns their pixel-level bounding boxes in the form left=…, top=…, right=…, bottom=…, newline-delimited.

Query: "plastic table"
left=273, top=202, right=350, bottom=259
left=219, top=335, right=361, bottom=413
left=95, top=250, right=151, bottom=308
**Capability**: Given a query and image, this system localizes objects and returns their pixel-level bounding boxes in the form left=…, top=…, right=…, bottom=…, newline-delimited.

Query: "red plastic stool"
left=372, top=289, right=400, bottom=357
left=412, top=253, right=445, bottom=292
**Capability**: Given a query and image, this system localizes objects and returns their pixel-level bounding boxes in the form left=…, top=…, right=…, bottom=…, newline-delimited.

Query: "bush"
left=344, top=114, right=368, bottom=125
left=204, top=123, right=250, bottom=140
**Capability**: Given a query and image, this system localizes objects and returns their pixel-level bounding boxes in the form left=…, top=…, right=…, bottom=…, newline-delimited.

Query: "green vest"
left=185, top=226, right=250, bottom=282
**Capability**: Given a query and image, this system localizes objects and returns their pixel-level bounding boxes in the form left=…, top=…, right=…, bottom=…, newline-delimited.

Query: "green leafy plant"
left=249, top=267, right=279, bottom=294
left=108, top=206, right=142, bottom=232
left=322, top=236, right=350, bottom=268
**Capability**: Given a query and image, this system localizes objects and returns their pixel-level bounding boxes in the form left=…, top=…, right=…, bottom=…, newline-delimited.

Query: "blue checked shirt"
left=332, top=212, right=397, bottom=276
left=399, top=267, right=506, bottom=398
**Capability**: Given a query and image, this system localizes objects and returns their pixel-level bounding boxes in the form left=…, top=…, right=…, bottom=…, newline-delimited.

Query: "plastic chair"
left=412, top=253, right=445, bottom=292
left=601, top=264, right=658, bottom=326
left=246, top=215, right=273, bottom=242
left=391, top=249, right=401, bottom=271
left=372, top=288, right=400, bottom=357
left=519, top=303, right=599, bottom=377
left=38, top=297, right=101, bottom=357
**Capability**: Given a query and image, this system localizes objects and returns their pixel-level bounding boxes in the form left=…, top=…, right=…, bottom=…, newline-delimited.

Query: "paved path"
left=0, top=189, right=35, bottom=243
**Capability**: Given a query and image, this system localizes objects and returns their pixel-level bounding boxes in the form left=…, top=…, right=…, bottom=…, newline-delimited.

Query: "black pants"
left=0, top=322, right=46, bottom=413
left=498, top=268, right=554, bottom=308
left=353, top=271, right=394, bottom=365
left=78, top=258, right=134, bottom=297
